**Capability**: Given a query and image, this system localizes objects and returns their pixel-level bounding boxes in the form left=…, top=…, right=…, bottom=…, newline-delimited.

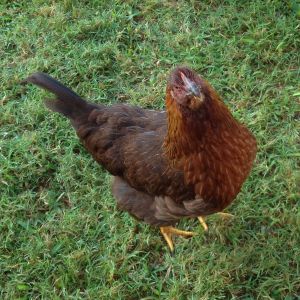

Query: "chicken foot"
left=160, top=226, right=196, bottom=252
left=198, top=212, right=234, bottom=231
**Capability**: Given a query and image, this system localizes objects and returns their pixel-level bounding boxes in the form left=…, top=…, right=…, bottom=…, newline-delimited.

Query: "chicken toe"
left=198, top=216, right=208, bottom=231
left=217, top=212, right=234, bottom=218
left=160, top=226, right=196, bottom=252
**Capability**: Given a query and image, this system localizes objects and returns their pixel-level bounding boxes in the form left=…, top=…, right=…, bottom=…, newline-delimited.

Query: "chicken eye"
left=185, top=96, right=192, bottom=107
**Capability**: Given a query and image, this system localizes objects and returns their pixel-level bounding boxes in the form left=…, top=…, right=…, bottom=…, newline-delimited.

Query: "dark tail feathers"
left=23, top=72, right=91, bottom=119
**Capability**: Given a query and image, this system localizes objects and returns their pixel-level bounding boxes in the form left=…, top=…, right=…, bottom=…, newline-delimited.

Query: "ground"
left=0, top=1, right=299, bottom=299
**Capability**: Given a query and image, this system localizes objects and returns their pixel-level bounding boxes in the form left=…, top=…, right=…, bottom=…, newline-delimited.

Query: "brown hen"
left=23, top=67, right=257, bottom=251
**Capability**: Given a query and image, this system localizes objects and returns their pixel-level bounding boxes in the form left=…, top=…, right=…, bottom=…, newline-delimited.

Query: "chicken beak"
left=180, top=72, right=201, bottom=97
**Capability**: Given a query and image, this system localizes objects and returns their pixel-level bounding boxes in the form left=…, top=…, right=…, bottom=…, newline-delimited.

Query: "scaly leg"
left=198, top=212, right=234, bottom=231
left=160, top=226, right=196, bottom=252
left=198, top=216, right=208, bottom=231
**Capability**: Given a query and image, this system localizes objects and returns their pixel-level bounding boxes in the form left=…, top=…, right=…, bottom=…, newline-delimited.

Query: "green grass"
left=1, top=0, right=299, bottom=299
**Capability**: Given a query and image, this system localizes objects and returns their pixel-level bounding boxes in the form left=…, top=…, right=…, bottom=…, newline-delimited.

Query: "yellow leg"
left=198, top=216, right=208, bottom=231
left=160, top=226, right=196, bottom=252
left=198, top=212, right=234, bottom=230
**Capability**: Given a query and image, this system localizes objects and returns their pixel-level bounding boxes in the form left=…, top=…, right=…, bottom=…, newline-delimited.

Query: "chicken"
left=23, top=67, right=257, bottom=251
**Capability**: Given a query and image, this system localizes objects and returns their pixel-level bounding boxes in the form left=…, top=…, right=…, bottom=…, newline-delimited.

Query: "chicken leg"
left=160, top=226, right=196, bottom=252
left=198, top=216, right=208, bottom=231
left=198, top=212, right=234, bottom=231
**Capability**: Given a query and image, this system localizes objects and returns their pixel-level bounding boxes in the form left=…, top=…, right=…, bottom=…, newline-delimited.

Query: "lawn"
left=1, top=0, right=299, bottom=299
